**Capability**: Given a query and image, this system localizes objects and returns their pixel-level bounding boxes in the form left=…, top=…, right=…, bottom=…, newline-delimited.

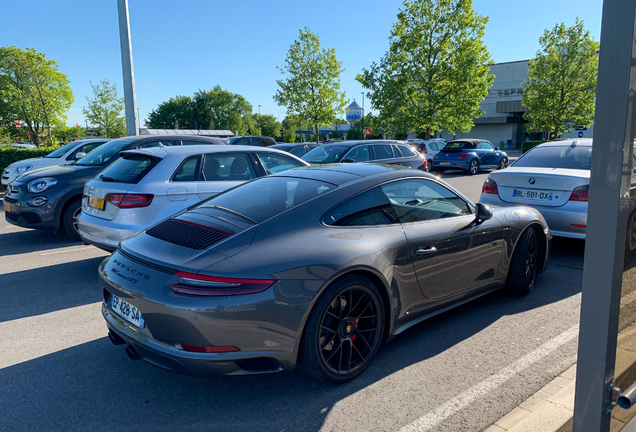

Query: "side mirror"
left=475, top=203, right=493, bottom=223
left=75, top=152, right=86, bottom=160
left=342, top=158, right=355, bottom=163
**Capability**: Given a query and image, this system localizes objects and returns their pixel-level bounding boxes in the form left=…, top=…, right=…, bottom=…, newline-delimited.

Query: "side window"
left=381, top=179, right=471, bottom=223
left=289, top=146, right=306, bottom=157
left=398, top=145, right=418, bottom=157
left=392, top=145, right=404, bottom=157
left=67, top=142, right=102, bottom=160
left=344, top=145, right=370, bottom=162
left=171, top=156, right=201, bottom=182
left=202, top=153, right=256, bottom=181
left=182, top=140, right=211, bottom=146
left=234, top=137, right=251, bottom=146
left=429, top=143, right=440, bottom=152
left=257, top=152, right=305, bottom=175
left=137, top=140, right=176, bottom=149
left=373, top=144, right=394, bottom=160
left=484, top=142, right=495, bottom=150
left=324, top=187, right=397, bottom=227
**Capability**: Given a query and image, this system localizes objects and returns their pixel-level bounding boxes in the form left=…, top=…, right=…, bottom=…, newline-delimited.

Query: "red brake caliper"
left=351, top=318, right=359, bottom=342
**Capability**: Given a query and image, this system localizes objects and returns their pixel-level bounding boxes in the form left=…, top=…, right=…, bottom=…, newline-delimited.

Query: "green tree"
left=0, top=46, right=74, bottom=146
left=53, top=125, right=88, bottom=143
left=281, top=115, right=301, bottom=143
left=83, top=80, right=126, bottom=138
left=146, top=95, right=195, bottom=129
left=194, top=86, right=256, bottom=135
left=274, top=27, right=347, bottom=144
left=253, top=114, right=282, bottom=139
left=522, top=19, right=599, bottom=139
left=347, top=113, right=385, bottom=140
left=356, top=0, right=493, bottom=139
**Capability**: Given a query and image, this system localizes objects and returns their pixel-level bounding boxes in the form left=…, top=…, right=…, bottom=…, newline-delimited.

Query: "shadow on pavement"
left=0, top=256, right=105, bottom=323
left=0, top=261, right=583, bottom=432
left=0, top=228, right=81, bottom=257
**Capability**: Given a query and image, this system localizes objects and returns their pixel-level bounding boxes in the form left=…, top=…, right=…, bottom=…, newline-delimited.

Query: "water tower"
left=345, top=100, right=363, bottom=124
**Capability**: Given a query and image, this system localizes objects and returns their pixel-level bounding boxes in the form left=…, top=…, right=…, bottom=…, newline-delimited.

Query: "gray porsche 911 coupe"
left=100, top=163, right=550, bottom=383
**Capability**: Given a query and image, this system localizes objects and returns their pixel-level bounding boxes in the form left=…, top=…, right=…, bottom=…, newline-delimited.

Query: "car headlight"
left=16, top=165, right=33, bottom=174
left=27, top=178, right=58, bottom=193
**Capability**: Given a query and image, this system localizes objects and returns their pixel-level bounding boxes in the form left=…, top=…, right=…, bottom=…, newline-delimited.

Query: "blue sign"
left=294, top=130, right=313, bottom=134
left=578, top=131, right=584, bottom=138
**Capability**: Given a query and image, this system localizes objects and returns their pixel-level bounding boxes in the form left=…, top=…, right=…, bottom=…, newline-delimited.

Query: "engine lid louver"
left=146, top=218, right=232, bottom=250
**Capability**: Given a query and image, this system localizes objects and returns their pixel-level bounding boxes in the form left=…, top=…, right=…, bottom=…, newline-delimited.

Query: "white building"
left=419, top=59, right=593, bottom=148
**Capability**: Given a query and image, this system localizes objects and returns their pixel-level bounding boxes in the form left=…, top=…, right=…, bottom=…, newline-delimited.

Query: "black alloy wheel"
left=427, top=159, right=433, bottom=172
left=498, top=157, right=509, bottom=170
left=297, top=276, right=384, bottom=383
left=468, top=159, right=479, bottom=175
left=507, top=227, right=539, bottom=295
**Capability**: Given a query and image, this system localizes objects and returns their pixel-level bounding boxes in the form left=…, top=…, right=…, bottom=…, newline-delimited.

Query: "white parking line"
left=398, top=324, right=580, bottom=432
left=40, top=246, right=93, bottom=256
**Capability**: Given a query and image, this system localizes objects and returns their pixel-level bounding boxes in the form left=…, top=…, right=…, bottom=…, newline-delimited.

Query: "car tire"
left=498, top=157, right=509, bottom=170
left=507, top=227, right=539, bottom=295
left=297, top=275, right=385, bottom=383
left=427, top=159, right=433, bottom=172
left=62, top=197, right=82, bottom=241
left=468, top=159, right=479, bottom=175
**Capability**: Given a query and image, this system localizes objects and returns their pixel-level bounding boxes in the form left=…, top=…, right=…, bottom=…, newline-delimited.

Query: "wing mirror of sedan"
left=342, top=158, right=355, bottom=163
left=475, top=203, right=494, bottom=224
left=75, top=152, right=86, bottom=160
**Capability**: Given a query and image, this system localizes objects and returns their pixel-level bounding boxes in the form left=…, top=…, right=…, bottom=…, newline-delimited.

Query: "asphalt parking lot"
left=0, top=170, right=585, bottom=432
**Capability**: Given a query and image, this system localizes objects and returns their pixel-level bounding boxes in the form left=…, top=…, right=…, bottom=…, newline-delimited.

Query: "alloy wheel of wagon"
left=498, top=157, right=509, bottom=170
left=468, top=159, right=479, bottom=175
left=62, top=198, right=82, bottom=241
left=297, top=276, right=384, bottom=383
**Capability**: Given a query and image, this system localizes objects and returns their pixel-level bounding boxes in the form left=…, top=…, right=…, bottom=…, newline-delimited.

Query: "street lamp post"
left=361, top=92, right=365, bottom=140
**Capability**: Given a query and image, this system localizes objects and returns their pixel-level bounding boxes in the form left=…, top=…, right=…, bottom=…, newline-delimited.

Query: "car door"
left=477, top=142, right=498, bottom=167
left=159, top=155, right=201, bottom=220
left=196, top=152, right=258, bottom=200
left=380, top=178, right=504, bottom=299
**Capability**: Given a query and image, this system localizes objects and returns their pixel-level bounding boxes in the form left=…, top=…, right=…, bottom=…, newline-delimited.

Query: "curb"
left=485, top=323, right=636, bottom=432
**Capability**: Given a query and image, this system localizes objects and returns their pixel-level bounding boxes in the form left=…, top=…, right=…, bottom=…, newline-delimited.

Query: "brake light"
left=178, top=343, right=240, bottom=353
left=569, top=185, right=589, bottom=202
left=458, top=153, right=470, bottom=159
left=170, top=271, right=276, bottom=296
left=422, top=160, right=428, bottom=170
left=434, top=153, right=438, bottom=159
left=105, top=193, right=154, bottom=208
left=482, top=178, right=498, bottom=194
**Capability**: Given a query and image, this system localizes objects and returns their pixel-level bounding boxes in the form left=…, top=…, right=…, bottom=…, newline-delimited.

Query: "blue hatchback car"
left=432, top=139, right=509, bottom=175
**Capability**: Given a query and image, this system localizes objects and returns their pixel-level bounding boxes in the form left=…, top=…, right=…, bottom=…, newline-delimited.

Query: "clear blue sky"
left=0, top=0, right=603, bottom=128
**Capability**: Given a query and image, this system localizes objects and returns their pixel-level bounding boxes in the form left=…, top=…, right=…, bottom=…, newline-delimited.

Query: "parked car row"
left=2, top=133, right=553, bottom=383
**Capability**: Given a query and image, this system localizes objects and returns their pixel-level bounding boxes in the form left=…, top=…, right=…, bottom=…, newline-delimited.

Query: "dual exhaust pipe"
left=108, top=329, right=140, bottom=361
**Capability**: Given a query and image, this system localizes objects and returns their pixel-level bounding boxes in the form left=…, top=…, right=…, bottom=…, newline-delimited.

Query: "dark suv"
left=229, top=136, right=277, bottom=146
left=301, top=140, right=427, bottom=170
left=3, top=135, right=225, bottom=239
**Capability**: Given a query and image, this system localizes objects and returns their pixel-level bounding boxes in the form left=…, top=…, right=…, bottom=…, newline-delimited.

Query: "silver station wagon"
left=77, top=145, right=308, bottom=251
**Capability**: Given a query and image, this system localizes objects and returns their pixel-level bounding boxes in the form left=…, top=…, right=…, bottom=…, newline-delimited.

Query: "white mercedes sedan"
left=479, top=139, right=591, bottom=239
left=77, top=145, right=309, bottom=251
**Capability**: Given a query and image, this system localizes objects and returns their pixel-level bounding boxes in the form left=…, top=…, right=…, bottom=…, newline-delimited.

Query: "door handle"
left=415, top=246, right=437, bottom=256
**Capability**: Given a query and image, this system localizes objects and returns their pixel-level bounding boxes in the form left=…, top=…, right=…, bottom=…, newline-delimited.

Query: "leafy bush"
left=0, top=146, right=59, bottom=172
left=522, top=140, right=545, bottom=154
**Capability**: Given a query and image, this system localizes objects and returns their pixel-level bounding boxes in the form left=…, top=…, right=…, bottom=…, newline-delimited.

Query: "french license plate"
left=513, top=188, right=554, bottom=201
left=88, top=196, right=105, bottom=210
left=2, top=201, right=9, bottom=212
left=111, top=294, right=145, bottom=328
left=439, top=162, right=451, bottom=166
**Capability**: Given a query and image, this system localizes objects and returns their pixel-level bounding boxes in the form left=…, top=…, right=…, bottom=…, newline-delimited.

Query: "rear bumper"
left=480, top=193, right=587, bottom=239
left=77, top=212, right=143, bottom=252
left=433, top=160, right=470, bottom=170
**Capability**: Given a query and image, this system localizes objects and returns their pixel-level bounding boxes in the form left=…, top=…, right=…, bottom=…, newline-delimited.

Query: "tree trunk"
left=315, top=125, right=319, bottom=144
left=426, top=126, right=431, bottom=140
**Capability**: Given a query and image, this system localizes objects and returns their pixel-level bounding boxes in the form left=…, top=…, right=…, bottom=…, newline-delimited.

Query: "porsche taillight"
left=170, top=271, right=276, bottom=296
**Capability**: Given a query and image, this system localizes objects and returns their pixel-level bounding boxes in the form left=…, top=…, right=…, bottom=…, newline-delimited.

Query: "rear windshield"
left=192, top=176, right=336, bottom=224
left=444, top=142, right=474, bottom=150
left=513, top=146, right=592, bottom=170
left=76, top=139, right=134, bottom=166
left=45, top=142, right=78, bottom=158
left=96, top=154, right=157, bottom=184
left=302, top=146, right=349, bottom=164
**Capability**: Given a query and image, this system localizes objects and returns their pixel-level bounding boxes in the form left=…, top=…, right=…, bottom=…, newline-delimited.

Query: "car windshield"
left=443, top=142, right=474, bottom=150
left=192, top=176, right=336, bottom=224
left=96, top=154, right=158, bottom=184
left=45, top=142, right=78, bottom=158
left=76, top=139, right=134, bottom=166
left=228, top=137, right=240, bottom=144
left=513, top=145, right=593, bottom=170
left=302, top=146, right=349, bottom=164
